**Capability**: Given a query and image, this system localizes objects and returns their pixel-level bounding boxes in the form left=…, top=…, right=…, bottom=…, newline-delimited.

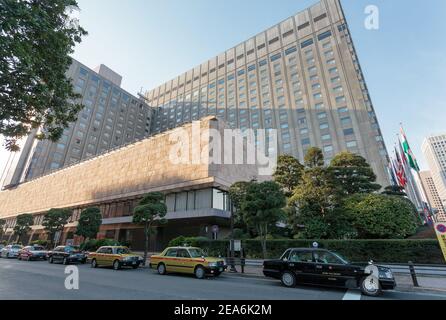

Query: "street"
left=0, top=258, right=445, bottom=300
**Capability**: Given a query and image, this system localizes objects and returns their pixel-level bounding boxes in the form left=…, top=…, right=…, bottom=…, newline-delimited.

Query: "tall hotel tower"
left=145, top=0, right=390, bottom=186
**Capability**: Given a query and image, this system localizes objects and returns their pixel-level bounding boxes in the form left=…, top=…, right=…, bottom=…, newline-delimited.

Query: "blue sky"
left=1, top=0, right=445, bottom=172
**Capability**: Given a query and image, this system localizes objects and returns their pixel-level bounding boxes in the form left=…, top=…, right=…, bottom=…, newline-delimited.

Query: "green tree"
left=288, top=167, right=354, bottom=239
left=75, top=207, right=102, bottom=243
left=273, top=155, right=304, bottom=197
left=43, top=208, right=72, bottom=247
left=241, top=181, right=286, bottom=258
left=13, top=214, right=33, bottom=244
left=329, top=152, right=381, bottom=195
left=133, top=193, right=168, bottom=265
left=382, top=185, right=407, bottom=197
left=0, top=0, right=87, bottom=151
left=228, top=181, right=251, bottom=228
left=304, top=147, right=324, bottom=168
left=343, top=194, right=418, bottom=239
left=0, top=219, right=6, bottom=240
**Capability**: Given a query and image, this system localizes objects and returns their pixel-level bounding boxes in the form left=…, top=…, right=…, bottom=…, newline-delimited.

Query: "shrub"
left=30, top=240, right=49, bottom=247
left=169, top=238, right=444, bottom=264
left=80, top=239, right=121, bottom=252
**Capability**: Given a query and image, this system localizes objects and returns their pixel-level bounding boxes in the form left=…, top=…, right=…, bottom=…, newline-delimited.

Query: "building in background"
left=145, top=0, right=390, bottom=187
left=0, top=117, right=258, bottom=250
left=420, top=171, right=446, bottom=221
left=1, top=59, right=152, bottom=188
left=422, top=134, right=446, bottom=215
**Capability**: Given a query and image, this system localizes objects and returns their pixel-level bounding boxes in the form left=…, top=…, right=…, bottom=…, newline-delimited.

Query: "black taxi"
left=263, top=248, right=396, bottom=296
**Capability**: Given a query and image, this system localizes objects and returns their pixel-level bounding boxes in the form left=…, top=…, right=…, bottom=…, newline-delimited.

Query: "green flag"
left=400, top=127, right=420, bottom=172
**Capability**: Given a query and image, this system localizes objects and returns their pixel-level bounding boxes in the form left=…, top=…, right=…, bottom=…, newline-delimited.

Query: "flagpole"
left=400, top=125, right=435, bottom=224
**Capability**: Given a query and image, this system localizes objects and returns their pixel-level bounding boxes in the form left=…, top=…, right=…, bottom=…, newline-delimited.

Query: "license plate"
left=219, top=268, right=223, bottom=272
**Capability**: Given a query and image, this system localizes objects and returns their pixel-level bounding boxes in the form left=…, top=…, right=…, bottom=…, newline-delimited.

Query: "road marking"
left=342, top=289, right=362, bottom=300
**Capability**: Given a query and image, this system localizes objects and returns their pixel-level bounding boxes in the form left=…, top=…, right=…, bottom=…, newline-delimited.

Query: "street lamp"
left=218, top=190, right=237, bottom=273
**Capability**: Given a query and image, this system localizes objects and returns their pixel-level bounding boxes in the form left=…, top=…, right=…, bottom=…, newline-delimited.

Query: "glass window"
left=289, top=251, right=313, bottom=263
left=344, top=128, right=355, bottom=136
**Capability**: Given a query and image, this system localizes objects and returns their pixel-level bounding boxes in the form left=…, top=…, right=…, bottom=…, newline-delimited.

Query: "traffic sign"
left=434, top=223, right=446, bottom=263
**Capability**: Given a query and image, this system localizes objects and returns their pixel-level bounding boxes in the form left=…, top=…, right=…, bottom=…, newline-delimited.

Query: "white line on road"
left=342, top=289, right=362, bottom=300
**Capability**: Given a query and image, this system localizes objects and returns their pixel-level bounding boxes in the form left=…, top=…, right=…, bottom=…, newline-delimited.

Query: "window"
left=317, top=30, right=332, bottom=41
left=338, top=106, right=349, bottom=113
left=346, top=141, right=358, bottom=148
left=285, top=46, right=297, bottom=55
left=237, top=69, right=245, bottom=76
left=248, top=64, right=256, bottom=72
left=301, top=38, right=314, bottom=48
left=271, top=53, right=282, bottom=62
left=314, top=13, right=328, bottom=23
left=344, top=128, right=355, bottom=136
left=341, top=116, right=351, bottom=125
left=315, top=103, right=324, bottom=110
left=320, top=123, right=329, bottom=130
left=329, top=67, right=338, bottom=74
left=283, top=30, right=294, bottom=38
left=259, top=59, right=267, bottom=67
left=300, top=128, right=309, bottom=135
left=302, top=138, right=311, bottom=145
left=323, top=145, right=333, bottom=153
left=312, top=83, right=321, bottom=90
left=313, top=93, right=322, bottom=99
left=317, top=112, right=327, bottom=119
left=269, top=37, right=279, bottom=45
left=336, top=96, right=346, bottom=104
left=298, top=22, right=310, bottom=30
left=322, top=134, right=331, bottom=141
left=257, top=43, right=266, bottom=50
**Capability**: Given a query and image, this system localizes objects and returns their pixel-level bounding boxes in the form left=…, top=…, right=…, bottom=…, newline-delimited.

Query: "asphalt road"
left=0, top=258, right=445, bottom=300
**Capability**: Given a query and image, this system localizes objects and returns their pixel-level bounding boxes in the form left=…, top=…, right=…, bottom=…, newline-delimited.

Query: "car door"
left=312, top=251, right=352, bottom=287
left=164, top=248, right=179, bottom=272
left=53, top=247, right=63, bottom=262
left=104, top=247, right=114, bottom=266
left=287, top=250, right=317, bottom=284
left=95, top=247, right=107, bottom=265
left=176, top=249, right=193, bottom=274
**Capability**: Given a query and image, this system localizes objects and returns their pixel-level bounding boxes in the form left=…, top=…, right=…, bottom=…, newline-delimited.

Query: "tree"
left=43, top=208, right=72, bottom=247
left=273, top=155, right=304, bottom=197
left=343, top=194, right=418, bottom=239
left=0, top=219, right=6, bottom=240
left=133, top=193, right=167, bottom=265
left=228, top=181, right=251, bottom=228
left=13, top=214, right=33, bottom=244
left=0, top=0, right=87, bottom=151
left=241, top=181, right=286, bottom=258
left=75, top=207, right=102, bottom=243
left=329, top=152, right=381, bottom=195
left=382, top=185, right=407, bottom=197
left=304, top=147, right=324, bottom=168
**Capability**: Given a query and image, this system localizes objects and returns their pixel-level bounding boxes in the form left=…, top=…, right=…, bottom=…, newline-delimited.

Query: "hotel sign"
left=435, top=223, right=446, bottom=263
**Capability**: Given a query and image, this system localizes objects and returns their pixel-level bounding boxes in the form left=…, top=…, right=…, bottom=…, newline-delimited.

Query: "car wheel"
left=113, top=260, right=121, bottom=270
left=195, top=266, right=206, bottom=279
left=360, top=276, right=382, bottom=297
left=91, top=259, right=98, bottom=268
left=6, top=253, right=9, bottom=259
left=49, top=256, right=53, bottom=264
left=157, top=263, right=166, bottom=275
left=18, top=255, right=22, bottom=261
left=281, top=271, right=297, bottom=288
left=132, top=264, right=139, bottom=269
left=62, top=257, right=69, bottom=265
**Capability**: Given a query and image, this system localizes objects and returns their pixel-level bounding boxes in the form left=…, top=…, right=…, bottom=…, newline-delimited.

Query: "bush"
left=30, top=240, right=49, bottom=247
left=80, top=239, right=121, bottom=252
left=168, top=236, right=210, bottom=248
left=170, top=238, right=444, bottom=264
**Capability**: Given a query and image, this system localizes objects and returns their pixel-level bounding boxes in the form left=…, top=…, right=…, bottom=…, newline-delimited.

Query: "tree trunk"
left=143, top=222, right=149, bottom=266
left=261, top=224, right=267, bottom=260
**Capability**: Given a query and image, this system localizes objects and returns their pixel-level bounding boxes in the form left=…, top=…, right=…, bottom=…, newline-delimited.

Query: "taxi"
left=89, top=246, right=144, bottom=270
left=150, top=247, right=226, bottom=279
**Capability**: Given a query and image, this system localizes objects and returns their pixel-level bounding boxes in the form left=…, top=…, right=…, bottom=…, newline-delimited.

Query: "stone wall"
left=0, top=117, right=259, bottom=219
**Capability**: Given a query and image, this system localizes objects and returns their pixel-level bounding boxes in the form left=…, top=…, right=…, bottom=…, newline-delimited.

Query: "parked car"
left=0, top=244, right=23, bottom=259
left=18, top=245, right=48, bottom=261
left=89, top=246, right=144, bottom=270
left=150, top=247, right=226, bottom=279
left=0, top=244, right=4, bottom=251
left=47, top=245, right=87, bottom=265
left=263, top=248, right=396, bottom=297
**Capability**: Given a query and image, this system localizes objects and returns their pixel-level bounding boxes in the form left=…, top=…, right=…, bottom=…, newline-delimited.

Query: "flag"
left=394, top=148, right=407, bottom=188
left=400, top=127, right=420, bottom=172
left=387, top=162, right=398, bottom=186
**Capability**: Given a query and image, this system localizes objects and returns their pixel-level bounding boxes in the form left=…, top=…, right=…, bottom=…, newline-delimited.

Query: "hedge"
left=172, top=238, right=445, bottom=264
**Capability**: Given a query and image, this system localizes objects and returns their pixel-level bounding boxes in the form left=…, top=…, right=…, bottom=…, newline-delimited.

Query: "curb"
left=224, top=271, right=446, bottom=295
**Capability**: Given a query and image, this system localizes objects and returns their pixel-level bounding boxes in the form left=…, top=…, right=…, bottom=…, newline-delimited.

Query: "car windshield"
left=116, top=248, right=130, bottom=254
left=332, top=252, right=349, bottom=264
left=188, top=249, right=205, bottom=258
left=12, top=245, right=22, bottom=249
left=33, top=246, right=45, bottom=251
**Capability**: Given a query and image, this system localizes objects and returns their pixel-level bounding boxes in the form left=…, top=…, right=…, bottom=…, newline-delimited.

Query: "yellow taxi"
left=150, top=247, right=226, bottom=279
left=89, top=246, right=144, bottom=270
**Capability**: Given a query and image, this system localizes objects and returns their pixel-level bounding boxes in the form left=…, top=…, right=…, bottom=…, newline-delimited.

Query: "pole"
left=229, top=200, right=237, bottom=273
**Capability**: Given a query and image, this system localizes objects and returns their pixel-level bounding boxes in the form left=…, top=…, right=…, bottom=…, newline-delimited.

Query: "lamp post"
left=218, top=190, right=237, bottom=272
